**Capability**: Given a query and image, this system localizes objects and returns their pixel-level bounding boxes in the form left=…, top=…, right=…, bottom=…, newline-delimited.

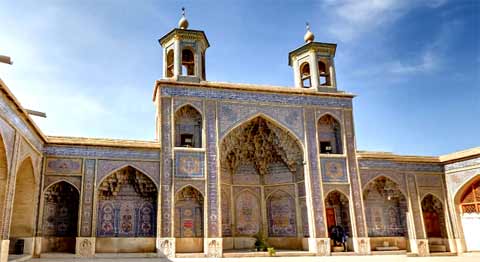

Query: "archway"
left=10, top=157, right=37, bottom=254
left=421, top=194, right=449, bottom=252
left=457, top=176, right=480, bottom=251
left=0, top=134, right=8, bottom=240
left=96, top=166, right=157, bottom=253
left=324, top=190, right=353, bottom=251
left=220, top=116, right=308, bottom=251
left=174, top=105, right=202, bottom=148
left=363, top=176, right=408, bottom=251
left=42, top=181, right=79, bottom=253
left=174, top=186, right=204, bottom=253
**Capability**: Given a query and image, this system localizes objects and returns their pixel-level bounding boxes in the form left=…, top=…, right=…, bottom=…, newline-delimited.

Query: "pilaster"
left=308, top=237, right=330, bottom=256
left=352, top=237, right=370, bottom=254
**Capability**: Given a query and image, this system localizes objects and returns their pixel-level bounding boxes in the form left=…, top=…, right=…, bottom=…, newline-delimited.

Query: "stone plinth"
left=205, top=238, right=222, bottom=258
left=0, top=240, right=9, bottom=262
left=353, top=237, right=370, bottom=254
left=308, top=238, right=330, bottom=256
left=75, top=237, right=95, bottom=257
left=156, top=238, right=175, bottom=258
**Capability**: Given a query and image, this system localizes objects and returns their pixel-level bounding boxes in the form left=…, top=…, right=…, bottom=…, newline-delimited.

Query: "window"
left=317, top=115, right=342, bottom=154
left=181, top=49, right=195, bottom=76
left=166, top=50, right=174, bottom=77
left=300, top=62, right=311, bottom=88
left=175, top=105, right=202, bottom=148
left=318, top=61, right=331, bottom=86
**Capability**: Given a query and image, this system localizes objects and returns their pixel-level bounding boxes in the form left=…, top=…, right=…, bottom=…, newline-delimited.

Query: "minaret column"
left=173, top=38, right=181, bottom=77
left=309, top=50, right=319, bottom=88
left=292, top=58, right=301, bottom=88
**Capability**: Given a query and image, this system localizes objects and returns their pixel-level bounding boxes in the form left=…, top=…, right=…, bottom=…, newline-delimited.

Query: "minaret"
left=158, top=8, right=210, bottom=82
left=288, top=23, right=337, bottom=91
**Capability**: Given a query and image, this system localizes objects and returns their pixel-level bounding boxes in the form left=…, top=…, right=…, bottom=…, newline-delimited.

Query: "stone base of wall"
left=352, top=237, right=370, bottom=254
left=454, top=238, right=464, bottom=254
left=308, top=238, right=330, bottom=256
left=0, top=240, right=9, bottom=262
left=156, top=237, right=175, bottom=258
left=416, top=239, right=429, bottom=257
left=9, top=237, right=34, bottom=255
left=204, top=238, right=222, bottom=258
left=95, top=237, right=155, bottom=253
left=75, top=237, right=95, bottom=257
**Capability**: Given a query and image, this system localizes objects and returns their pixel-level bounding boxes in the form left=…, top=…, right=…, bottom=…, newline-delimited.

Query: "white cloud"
left=389, top=50, right=438, bottom=74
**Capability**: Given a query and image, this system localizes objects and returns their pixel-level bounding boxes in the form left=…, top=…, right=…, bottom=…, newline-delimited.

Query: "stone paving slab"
left=21, top=253, right=480, bottom=262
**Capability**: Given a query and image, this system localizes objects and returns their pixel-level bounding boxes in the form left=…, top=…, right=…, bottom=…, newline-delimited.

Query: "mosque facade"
left=0, top=11, right=478, bottom=260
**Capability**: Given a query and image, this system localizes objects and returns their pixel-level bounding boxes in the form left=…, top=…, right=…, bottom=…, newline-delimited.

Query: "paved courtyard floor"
left=16, top=253, right=480, bottom=262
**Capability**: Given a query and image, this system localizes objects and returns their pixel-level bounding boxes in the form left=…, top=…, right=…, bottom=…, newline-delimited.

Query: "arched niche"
left=300, top=62, right=311, bottom=88
left=363, top=176, right=408, bottom=251
left=174, top=186, right=204, bottom=253
left=456, top=176, right=480, bottom=251
left=266, top=190, right=297, bottom=237
left=317, top=114, right=342, bottom=154
left=324, top=190, right=352, bottom=241
left=166, top=49, right=174, bottom=77
left=175, top=105, right=203, bottom=148
left=42, top=181, right=80, bottom=253
left=0, top=134, right=8, bottom=239
left=181, top=48, right=195, bottom=76
left=421, top=194, right=450, bottom=252
left=234, top=190, right=261, bottom=236
left=96, top=166, right=157, bottom=238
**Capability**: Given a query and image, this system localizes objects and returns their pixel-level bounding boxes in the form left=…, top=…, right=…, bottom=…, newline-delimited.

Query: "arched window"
left=181, top=48, right=195, bottom=76
left=166, top=49, right=174, bottom=77
left=175, top=105, right=202, bottom=148
left=300, top=62, right=311, bottom=88
left=317, top=115, right=342, bottom=154
left=460, top=179, right=480, bottom=214
left=318, top=60, right=331, bottom=86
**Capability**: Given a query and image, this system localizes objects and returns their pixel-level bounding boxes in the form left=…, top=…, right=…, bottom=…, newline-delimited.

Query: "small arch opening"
left=175, top=105, right=203, bottom=148
left=317, top=115, right=342, bottom=154
left=166, top=49, right=174, bottom=77
left=300, top=62, right=311, bottom=88
left=181, top=48, right=195, bottom=76
left=318, top=60, right=331, bottom=86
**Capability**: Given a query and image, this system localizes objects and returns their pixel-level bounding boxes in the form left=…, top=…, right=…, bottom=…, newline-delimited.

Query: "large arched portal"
left=363, top=176, right=408, bottom=251
left=457, top=176, right=480, bottom=251
left=10, top=157, right=37, bottom=254
left=220, top=116, right=308, bottom=250
left=325, top=190, right=353, bottom=251
left=42, top=181, right=79, bottom=253
left=96, top=166, right=157, bottom=253
left=0, top=135, right=8, bottom=240
left=421, top=194, right=449, bottom=252
left=174, top=186, right=204, bottom=253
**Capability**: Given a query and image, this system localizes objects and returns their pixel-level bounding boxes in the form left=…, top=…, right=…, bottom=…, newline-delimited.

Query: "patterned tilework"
left=344, top=110, right=367, bottom=237
left=96, top=160, right=160, bottom=186
left=321, top=158, right=348, bottom=183
left=218, top=102, right=305, bottom=142
left=323, top=183, right=351, bottom=198
left=81, top=159, right=95, bottom=237
left=206, top=101, right=220, bottom=237
left=0, top=116, right=15, bottom=169
left=316, top=108, right=343, bottom=123
left=161, top=97, right=173, bottom=237
left=174, top=151, right=204, bottom=178
left=445, top=156, right=480, bottom=172
left=46, top=158, right=82, bottom=174
left=447, top=166, right=480, bottom=196
left=173, top=98, right=203, bottom=113
left=174, top=180, right=205, bottom=196
left=160, top=86, right=353, bottom=108
left=407, top=174, right=426, bottom=239
left=0, top=93, right=43, bottom=150
left=360, top=170, right=407, bottom=196
left=305, top=108, right=326, bottom=237
left=44, top=176, right=82, bottom=191
left=44, top=145, right=160, bottom=160
left=358, top=159, right=443, bottom=173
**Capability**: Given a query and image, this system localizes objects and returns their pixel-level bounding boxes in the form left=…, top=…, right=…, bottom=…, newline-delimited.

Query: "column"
left=204, top=101, right=222, bottom=258
left=76, top=159, right=96, bottom=257
left=406, top=174, right=429, bottom=256
left=309, top=51, right=319, bottom=89
left=173, top=39, right=181, bottom=77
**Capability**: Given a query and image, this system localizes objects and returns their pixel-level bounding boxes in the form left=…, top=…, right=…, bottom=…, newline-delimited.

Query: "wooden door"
left=326, top=208, right=336, bottom=235
left=423, top=211, right=441, bottom=237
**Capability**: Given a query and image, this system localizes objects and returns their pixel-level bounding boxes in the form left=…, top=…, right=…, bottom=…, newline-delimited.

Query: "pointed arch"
left=11, top=157, right=37, bottom=238
left=0, top=133, right=8, bottom=239
left=266, top=189, right=297, bottom=237
left=174, top=185, right=204, bottom=239
left=43, top=178, right=81, bottom=195
left=175, top=184, right=204, bottom=198
left=324, top=190, right=353, bottom=248
left=362, top=174, right=407, bottom=199
left=175, top=104, right=203, bottom=148
left=166, top=49, right=174, bottom=77
left=317, top=113, right=343, bottom=154
left=98, top=164, right=159, bottom=189
left=421, top=193, right=448, bottom=239
left=456, top=175, right=480, bottom=214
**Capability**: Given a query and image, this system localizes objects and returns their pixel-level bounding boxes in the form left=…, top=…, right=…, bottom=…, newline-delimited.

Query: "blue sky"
left=0, top=0, right=478, bottom=156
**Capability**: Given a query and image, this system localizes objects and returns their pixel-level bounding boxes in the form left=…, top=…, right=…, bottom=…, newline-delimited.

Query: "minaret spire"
left=304, top=22, right=315, bottom=43
left=178, top=7, right=189, bottom=29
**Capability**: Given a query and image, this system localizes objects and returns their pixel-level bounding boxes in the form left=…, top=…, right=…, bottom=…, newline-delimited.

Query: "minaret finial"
left=178, top=7, right=189, bottom=29
left=304, top=22, right=314, bottom=43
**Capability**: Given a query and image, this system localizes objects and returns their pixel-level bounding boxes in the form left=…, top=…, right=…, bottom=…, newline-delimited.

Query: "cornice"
left=46, top=136, right=160, bottom=149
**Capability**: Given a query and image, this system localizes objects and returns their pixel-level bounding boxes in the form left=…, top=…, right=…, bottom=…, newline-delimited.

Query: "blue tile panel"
left=359, top=159, right=444, bottom=173
left=445, top=156, right=480, bottom=172
left=344, top=110, right=367, bottom=237
left=321, top=158, right=348, bottom=183
left=44, top=145, right=160, bottom=160
left=305, top=108, right=327, bottom=237
left=0, top=94, right=43, bottom=150
left=218, top=102, right=305, bottom=142
left=161, top=97, right=173, bottom=237
left=160, top=86, right=353, bottom=108
left=80, top=159, right=95, bottom=237
left=206, top=101, right=220, bottom=237
left=175, top=151, right=205, bottom=178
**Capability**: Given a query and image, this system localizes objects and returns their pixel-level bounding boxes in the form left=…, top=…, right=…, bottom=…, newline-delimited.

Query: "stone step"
left=39, top=253, right=75, bottom=259
left=7, top=254, right=31, bottom=262
left=429, top=245, right=447, bottom=253
left=371, top=250, right=407, bottom=256
left=175, top=253, right=205, bottom=258
left=223, top=250, right=315, bottom=258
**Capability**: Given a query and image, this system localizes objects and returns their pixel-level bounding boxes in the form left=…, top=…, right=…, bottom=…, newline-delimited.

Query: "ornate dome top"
left=304, top=22, right=315, bottom=43
left=178, top=7, right=189, bottom=29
